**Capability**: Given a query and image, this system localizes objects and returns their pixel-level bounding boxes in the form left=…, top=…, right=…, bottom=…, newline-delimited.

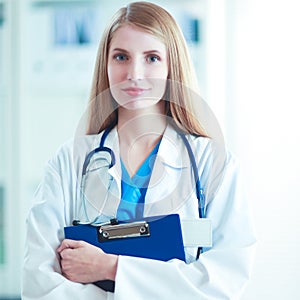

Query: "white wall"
left=202, top=1, right=300, bottom=298
left=232, top=0, right=300, bottom=299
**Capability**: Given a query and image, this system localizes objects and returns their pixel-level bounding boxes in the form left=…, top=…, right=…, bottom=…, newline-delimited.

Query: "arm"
left=113, top=153, right=256, bottom=300
left=21, top=159, right=111, bottom=300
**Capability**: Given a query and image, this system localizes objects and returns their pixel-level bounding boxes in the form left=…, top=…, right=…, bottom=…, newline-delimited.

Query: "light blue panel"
left=0, top=186, right=4, bottom=265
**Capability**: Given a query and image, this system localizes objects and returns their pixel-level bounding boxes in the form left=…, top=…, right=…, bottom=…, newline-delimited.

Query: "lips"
left=122, top=87, right=150, bottom=97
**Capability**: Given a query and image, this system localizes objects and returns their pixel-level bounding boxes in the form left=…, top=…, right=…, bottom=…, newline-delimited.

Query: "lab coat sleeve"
left=114, top=153, right=257, bottom=300
left=21, top=158, right=112, bottom=300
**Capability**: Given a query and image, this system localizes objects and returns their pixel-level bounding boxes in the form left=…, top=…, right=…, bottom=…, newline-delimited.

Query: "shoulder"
left=187, top=133, right=240, bottom=184
left=185, top=134, right=225, bottom=164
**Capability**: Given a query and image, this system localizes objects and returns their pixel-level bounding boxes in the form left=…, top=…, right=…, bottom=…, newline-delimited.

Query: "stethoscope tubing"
left=82, top=129, right=116, bottom=176
left=82, top=127, right=205, bottom=218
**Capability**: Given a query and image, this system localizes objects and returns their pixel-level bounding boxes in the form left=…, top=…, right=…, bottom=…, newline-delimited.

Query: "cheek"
left=151, top=65, right=168, bottom=80
left=107, top=65, right=125, bottom=86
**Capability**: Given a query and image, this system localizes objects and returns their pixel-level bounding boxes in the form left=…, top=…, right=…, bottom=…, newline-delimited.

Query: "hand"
left=57, top=239, right=118, bottom=283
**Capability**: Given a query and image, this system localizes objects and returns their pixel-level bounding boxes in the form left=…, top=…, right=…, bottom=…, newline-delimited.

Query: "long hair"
left=86, top=1, right=207, bottom=136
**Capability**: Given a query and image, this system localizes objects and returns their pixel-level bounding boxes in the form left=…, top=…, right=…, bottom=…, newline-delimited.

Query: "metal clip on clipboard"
left=98, top=221, right=150, bottom=241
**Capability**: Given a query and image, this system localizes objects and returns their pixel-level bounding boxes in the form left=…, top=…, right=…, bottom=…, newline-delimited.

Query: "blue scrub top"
left=116, top=140, right=161, bottom=221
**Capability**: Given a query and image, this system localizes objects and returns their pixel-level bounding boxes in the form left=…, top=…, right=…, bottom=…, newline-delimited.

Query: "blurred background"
left=0, top=0, right=300, bottom=299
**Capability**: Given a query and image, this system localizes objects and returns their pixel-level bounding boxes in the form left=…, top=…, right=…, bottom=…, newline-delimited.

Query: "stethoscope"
left=80, top=126, right=205, bottom=222
left=77, top=126, right=206, bottom=259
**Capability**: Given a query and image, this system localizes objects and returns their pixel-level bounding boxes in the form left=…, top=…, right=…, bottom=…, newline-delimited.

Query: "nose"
left=127, top=59, right=143, bottom=81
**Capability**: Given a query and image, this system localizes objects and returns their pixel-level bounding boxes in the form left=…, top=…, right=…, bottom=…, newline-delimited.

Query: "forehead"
left=109, top=24, right=167, bottom=53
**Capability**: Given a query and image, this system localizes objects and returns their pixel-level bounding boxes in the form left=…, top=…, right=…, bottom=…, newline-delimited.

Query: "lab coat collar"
left=92, top=127, right=122, bottom=218
left=157, top=123, right=190, bottom=169
left=144, top=124, right=192, bottom=216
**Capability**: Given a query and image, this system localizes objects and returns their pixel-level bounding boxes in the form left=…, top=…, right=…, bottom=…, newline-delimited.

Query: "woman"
left=22, top=2, right=256, bottom=299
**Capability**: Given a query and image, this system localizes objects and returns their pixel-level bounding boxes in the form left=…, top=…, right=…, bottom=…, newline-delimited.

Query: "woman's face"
left=107, top=25, right=169, bottom=110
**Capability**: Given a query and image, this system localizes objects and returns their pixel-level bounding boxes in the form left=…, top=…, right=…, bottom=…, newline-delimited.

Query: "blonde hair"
left=87, top=1, right=207, bottom=136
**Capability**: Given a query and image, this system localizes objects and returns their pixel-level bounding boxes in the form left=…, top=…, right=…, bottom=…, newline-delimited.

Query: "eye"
left=146, top=55, right=160, bottom=63
left=113, top=53, right=128, bottom=62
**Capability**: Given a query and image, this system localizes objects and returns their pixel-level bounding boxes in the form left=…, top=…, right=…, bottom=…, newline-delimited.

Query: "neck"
left=117, top=103, right=167, bottom=148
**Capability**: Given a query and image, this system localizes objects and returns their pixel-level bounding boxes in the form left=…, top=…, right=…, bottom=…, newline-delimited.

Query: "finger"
left=57, top=239, right=83, bottom=253
left=59, top=248, right=74, bottom=260
left=60, top=258, right=69, bottom=271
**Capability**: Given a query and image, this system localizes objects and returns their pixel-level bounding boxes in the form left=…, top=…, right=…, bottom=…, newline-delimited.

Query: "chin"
left=122, top=99, right=162, bottom=111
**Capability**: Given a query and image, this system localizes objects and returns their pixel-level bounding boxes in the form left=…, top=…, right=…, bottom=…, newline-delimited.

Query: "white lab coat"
left=22, top=125, right=256, bottom=300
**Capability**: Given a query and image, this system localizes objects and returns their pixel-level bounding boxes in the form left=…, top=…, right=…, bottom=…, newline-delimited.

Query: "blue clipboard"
left=64, top=214, right=185, bottom=292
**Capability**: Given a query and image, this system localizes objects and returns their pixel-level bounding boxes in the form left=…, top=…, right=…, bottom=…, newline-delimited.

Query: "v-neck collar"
left=99, top=124, right=191, bottom=199
left=120, top=138, right=162, bottom=183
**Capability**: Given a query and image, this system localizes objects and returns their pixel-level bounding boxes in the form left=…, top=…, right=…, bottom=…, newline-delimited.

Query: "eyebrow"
left=111, top=48, right=163, bottom=55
